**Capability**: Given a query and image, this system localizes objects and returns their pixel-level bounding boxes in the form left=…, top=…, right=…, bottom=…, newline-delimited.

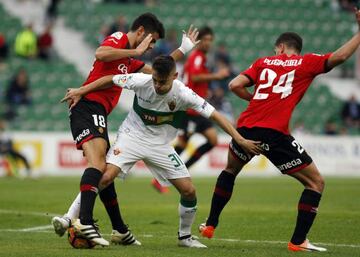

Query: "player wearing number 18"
left=199, top=8, right=360, bottom=252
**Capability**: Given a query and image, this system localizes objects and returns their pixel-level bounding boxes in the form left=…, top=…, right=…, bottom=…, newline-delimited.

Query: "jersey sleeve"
left=100, top=32, right=127, bottom=49
left=179, top=82, right=215, bottom=118
left=240, top=58, right=261, bottom=85
left=128, top=58, right=145, bottom=73
left=303, top=53, right=332, bottom=76
left=112, top=73, right=151, bottom=90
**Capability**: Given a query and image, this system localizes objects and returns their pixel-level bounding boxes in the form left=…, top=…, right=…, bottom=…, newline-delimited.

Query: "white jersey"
left=112, top=73, right=215, bottom=145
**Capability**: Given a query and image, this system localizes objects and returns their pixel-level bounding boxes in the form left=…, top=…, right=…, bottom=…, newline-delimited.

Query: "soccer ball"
left=67, top=226, right=96, bottom=249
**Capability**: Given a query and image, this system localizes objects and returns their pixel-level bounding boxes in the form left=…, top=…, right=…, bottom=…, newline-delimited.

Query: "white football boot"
left=288, top=239, right=327, bottom=252
left=72, top=219, right=109, bottom=246
left=178, top=235, right=207, bottom=248
left=111, top=229, right=141, bottom=245
left=51, top=216, right=71, bottom=237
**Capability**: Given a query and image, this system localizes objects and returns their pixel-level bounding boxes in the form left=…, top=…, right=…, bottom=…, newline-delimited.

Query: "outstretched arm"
left=61, top=75, right=114, bottom=108
left=209, top=110, right=262, bottom=156
left=327, top=8, right=360, bottom=69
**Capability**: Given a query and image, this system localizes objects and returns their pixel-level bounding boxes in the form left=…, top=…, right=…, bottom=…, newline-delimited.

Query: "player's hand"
left=178, top=24, right=200, bottom=54
left=60, top=88, right=82, bottom=109
left=216, top=67, right=231, bottom=80
left=135, top=34, right=153, bottom=56
left=237, top=139, right=263, bottom=158
left=354, top=7, right=360, bottom=29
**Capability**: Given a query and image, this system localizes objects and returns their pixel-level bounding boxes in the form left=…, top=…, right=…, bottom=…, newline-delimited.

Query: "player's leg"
left=287, top=163, right=326, bottom=252
left=200, top=145, right=248, bottom=238
left=185, top=116, right=217, bottom=168
left=103, top=134, right=143, bottom=246
left=169, top=177, right=206, bottom=248
left=144, top=144, right=206, bottom=248
left=200, top=128, right=254, bottom=238
left=53, top=100, right=109, bottom=245
left=72, top=137, right=109, bottom=246
left=265, top=133, right=326, bottom=252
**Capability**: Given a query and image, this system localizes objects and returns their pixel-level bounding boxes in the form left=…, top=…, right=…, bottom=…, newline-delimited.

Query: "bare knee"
left=309, top=175, right=325, bottom=193
left=180, top=185, right=196, bottom=200
left=99, top=172, right=114, bottom=189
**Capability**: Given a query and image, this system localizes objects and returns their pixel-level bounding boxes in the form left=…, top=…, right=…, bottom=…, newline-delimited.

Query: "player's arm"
left=95, top=34, right=153, bottom=62
left=209, top=110, right=262, bottom=156
left=327, top=8, right=360, bottom=69
left=61, top=74, right=145, bottom=108
left=228, top=74, right=253, bottom=101
left=183, top=85, right=262, bottom=156
left=61, top=75, right=114, bottom=108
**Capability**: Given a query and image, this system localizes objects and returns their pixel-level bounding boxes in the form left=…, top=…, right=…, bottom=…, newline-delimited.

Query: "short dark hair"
left=275, top=32, right=303, bottom=53
left=131, top=12, right=165, bottom=39
left=152, top=55, right=176, bottom=77
left=198, top=26, right=213, bottom=40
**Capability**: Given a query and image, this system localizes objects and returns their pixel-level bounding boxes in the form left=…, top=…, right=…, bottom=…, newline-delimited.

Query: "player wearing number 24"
left=199, top=8, right=360, bottom=252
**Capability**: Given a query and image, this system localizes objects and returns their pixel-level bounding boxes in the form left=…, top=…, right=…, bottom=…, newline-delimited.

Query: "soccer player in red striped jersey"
left=52, top=13, right=200, bottom=246
left=200, top=8, right=360, bottom=253
left=151, top=26, right=230, bottom=193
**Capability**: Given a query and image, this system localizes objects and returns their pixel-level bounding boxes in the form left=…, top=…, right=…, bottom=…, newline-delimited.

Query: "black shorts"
left=230, top=127, right=313, bottom=174
left=179, top=114, right=214, bottom=138
left=69, top=99, right=110, bottom=150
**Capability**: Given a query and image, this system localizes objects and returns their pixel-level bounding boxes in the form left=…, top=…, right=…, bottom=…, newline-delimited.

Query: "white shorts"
left=106, top=131, right=190, bottom=186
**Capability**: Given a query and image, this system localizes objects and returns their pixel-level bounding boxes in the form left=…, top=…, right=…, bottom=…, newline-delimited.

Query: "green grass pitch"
left=0, top=176, right=359, bottom=257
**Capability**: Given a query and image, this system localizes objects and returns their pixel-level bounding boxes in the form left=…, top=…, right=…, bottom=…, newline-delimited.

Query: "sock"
left=175, top=145, right=185, bottom=155
left=290, top=189, right=322, bottom=245
left=99, top=182, right=128, bottom=233
left=185, top=142, right=213, bottom=168
left=178, top=197, right=197, bottom=238
left=206, top=170, right=236, bottom=228
left=65, top=192, right=81, bottom=220
left=79, top=168, right=102, bottom=225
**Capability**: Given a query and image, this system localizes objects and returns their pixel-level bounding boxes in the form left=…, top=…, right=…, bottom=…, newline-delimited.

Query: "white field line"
left=0, top=209, right=60, bottom=217
left=0, top=209, right=359, bottom=249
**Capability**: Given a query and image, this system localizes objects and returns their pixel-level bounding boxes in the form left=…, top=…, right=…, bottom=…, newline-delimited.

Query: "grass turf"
left=0, top=176, right=359, bottom=257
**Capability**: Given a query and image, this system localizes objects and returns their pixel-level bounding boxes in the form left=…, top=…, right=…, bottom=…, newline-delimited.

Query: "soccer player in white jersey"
left=61, top=55, right=262, bottom=248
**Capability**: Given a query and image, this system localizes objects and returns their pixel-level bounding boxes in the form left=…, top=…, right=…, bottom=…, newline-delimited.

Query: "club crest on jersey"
left=168, top=100, right=176, bottom=111
left=98, top=127, right=104, bottom=134
left=118, top=64, right=128, bottom=74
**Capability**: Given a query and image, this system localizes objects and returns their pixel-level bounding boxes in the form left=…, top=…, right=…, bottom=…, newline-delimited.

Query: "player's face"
left=199, top=34, right=214, bottom=52
left=152, top=69, right=178, bottom=95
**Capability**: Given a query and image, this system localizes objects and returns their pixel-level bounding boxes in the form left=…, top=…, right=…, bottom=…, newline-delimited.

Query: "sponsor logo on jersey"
left=76, top=129, right=90, bottom=142
left=277, top=158, right=302, bottom=171
left=142, top=114, right=174, bottom=124
left=263, top=58, right=303, bottom=67
left=118, top=64, right=128, bottom=74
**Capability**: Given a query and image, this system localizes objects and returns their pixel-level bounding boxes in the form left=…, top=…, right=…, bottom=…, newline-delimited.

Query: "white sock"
left=64, top=192, right=81, bottom=220
left=178, top=201, right=197, bottom=238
